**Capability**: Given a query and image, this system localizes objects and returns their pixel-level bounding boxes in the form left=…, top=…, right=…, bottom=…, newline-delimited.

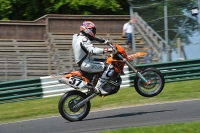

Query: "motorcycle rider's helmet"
left=80, top=21, right=96, bottom=38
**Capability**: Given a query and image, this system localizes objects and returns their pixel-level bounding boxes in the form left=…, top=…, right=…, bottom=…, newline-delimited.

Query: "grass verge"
left=99, top=121, right=200, bottom=133
left=0, top=79, right=200, bottom=124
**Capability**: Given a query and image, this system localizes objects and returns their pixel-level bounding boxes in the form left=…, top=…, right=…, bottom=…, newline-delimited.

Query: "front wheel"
left=134, top=67, right=165, bottom=97
left=58, top=90, right=90, bottom=122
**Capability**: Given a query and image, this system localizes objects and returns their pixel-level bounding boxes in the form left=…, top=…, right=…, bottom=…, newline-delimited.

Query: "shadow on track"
left=84, top=109, right=177, bottom=121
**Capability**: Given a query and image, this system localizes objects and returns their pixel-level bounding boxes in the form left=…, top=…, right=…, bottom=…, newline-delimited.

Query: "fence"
left=1, top=58, right=200, bottom=104
left=134, top=12, right=164, bottom=62
left=0, top=15, right=130, bottom=40
left=132, top=0, right=199, bottom=60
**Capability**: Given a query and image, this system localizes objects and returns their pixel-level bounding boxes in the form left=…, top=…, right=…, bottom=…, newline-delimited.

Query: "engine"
left=103, top=76, right=122, bottom=95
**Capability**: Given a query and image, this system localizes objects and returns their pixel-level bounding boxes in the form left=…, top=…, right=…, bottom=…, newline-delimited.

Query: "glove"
left=107, top=48, right=114, bottom=52
left=103, top=48, right=116, bottom=53
left=104, top=40, right=111, bottom=45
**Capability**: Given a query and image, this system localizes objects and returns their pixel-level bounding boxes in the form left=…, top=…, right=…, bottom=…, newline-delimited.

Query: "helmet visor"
left=91, top=27, right=96, bottom=35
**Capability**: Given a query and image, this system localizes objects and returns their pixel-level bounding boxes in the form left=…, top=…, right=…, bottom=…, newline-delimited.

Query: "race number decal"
left=68, top=77, right=86, bottom=89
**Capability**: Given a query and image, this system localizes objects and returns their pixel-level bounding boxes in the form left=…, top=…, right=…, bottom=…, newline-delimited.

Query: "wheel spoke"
left=134, top=68, right=165, bottom=97
left=138, top=71, right=162, bottom=95
left=59, top=91, right=91, bottom=121
left=63, top=95, right=87, bottom=117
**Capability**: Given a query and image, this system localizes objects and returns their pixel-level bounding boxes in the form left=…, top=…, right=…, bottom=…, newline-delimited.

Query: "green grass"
left=0, top=79, right=200, bottom=124
left=99, top=121, right=200, bottom=133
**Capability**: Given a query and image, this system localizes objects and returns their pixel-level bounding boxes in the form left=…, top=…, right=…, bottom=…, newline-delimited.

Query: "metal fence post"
left=164, top=0, right=171, bottom=61
left=23, top=55, right=27, bottom=79
left=5, top=57, right=8, bottom=81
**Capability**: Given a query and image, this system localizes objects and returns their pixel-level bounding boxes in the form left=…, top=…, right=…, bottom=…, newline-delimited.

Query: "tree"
left=0, top=0, right=128, bottom=20
left=0, top=0, right=12, bottom=20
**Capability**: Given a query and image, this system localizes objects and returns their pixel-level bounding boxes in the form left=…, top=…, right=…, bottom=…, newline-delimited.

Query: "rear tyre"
left=58, top=90, right=90, bottom=122
left=134, top=67, right=165, bottom=97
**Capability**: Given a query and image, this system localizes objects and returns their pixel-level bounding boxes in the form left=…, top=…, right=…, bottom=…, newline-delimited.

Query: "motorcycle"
left=51, top=40, right=165, bottom=122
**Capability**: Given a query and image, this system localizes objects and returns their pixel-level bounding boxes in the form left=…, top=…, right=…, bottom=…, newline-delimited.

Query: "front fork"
left=119, top=54, right=150, bottom=85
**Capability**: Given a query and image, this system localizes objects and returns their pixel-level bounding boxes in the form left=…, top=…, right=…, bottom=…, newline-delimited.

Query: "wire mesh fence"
left=132, top=0, right=199, bottom=54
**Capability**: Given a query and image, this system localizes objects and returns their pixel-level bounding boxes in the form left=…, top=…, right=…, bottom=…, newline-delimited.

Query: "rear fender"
left=65, top=71, right=90, bottom=83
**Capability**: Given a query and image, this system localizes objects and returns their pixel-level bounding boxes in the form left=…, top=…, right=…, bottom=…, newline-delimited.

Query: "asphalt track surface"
left=1, top=99, right=200, bottom=133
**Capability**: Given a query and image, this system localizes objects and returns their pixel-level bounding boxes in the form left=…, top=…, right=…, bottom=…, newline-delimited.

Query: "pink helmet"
left=80, top=21, right=96, bottom=37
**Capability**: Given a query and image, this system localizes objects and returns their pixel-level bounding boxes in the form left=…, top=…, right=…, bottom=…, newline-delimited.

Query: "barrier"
left=133, top=58, right=200, bottom=82
left=1, top=58, right=200, bottom=104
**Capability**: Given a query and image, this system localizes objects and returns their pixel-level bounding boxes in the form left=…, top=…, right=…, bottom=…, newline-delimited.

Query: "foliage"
left=0, top=0, right=12, bottom=20
left=0, top=0, right=128, bottom=20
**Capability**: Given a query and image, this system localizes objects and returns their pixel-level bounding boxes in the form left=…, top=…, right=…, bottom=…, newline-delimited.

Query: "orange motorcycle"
left=51, top=41, right=165, bottom=122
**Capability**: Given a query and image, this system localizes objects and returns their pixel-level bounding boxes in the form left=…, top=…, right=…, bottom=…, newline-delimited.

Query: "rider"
left=72, top=21, right=115, bottom=95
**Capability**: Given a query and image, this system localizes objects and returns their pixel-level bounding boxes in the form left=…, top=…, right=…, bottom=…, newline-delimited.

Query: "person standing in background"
left=144, top=46, right=153, bottom=64
left=122, top=20, right=133, bottom=48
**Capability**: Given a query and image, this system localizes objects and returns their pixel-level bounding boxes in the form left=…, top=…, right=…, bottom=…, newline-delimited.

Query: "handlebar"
left=94, top=37, right=116, bottom=53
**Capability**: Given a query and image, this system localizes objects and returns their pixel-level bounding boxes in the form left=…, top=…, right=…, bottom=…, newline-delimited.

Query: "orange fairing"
left=106, top=56, right=113, bottom=64
left=115, top=44, right=128, bottom=60
left=127, top=52, right=147, bottom=60
left=65, top=71, right=90, bottom=83
left=106, top=56, right=125, bottom=73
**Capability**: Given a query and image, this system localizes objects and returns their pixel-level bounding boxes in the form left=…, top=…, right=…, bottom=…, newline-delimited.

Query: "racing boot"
left=94, top=78, right=108, bottom=95
left=94, top=65, right=115, bottom=95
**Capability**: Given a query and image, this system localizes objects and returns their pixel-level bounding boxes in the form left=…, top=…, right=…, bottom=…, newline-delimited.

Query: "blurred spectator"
left=144, top=46, right=153, bottom=64
left=122, top=20, right=133, bottom=48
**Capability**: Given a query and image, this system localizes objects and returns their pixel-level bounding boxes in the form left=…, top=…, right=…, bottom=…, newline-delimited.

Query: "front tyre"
left=134, top=67, right=165, bottom=97
left=58, top=90, right=90, bottom=122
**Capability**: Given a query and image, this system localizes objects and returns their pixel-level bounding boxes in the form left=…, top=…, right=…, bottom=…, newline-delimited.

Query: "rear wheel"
left=134, top=67, right=165, bottom=97
left=58, top=90, right=90, bottom=122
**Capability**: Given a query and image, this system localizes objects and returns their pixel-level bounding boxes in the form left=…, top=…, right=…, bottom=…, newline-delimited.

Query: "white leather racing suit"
left=72, top=33, right=106, bottom=73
